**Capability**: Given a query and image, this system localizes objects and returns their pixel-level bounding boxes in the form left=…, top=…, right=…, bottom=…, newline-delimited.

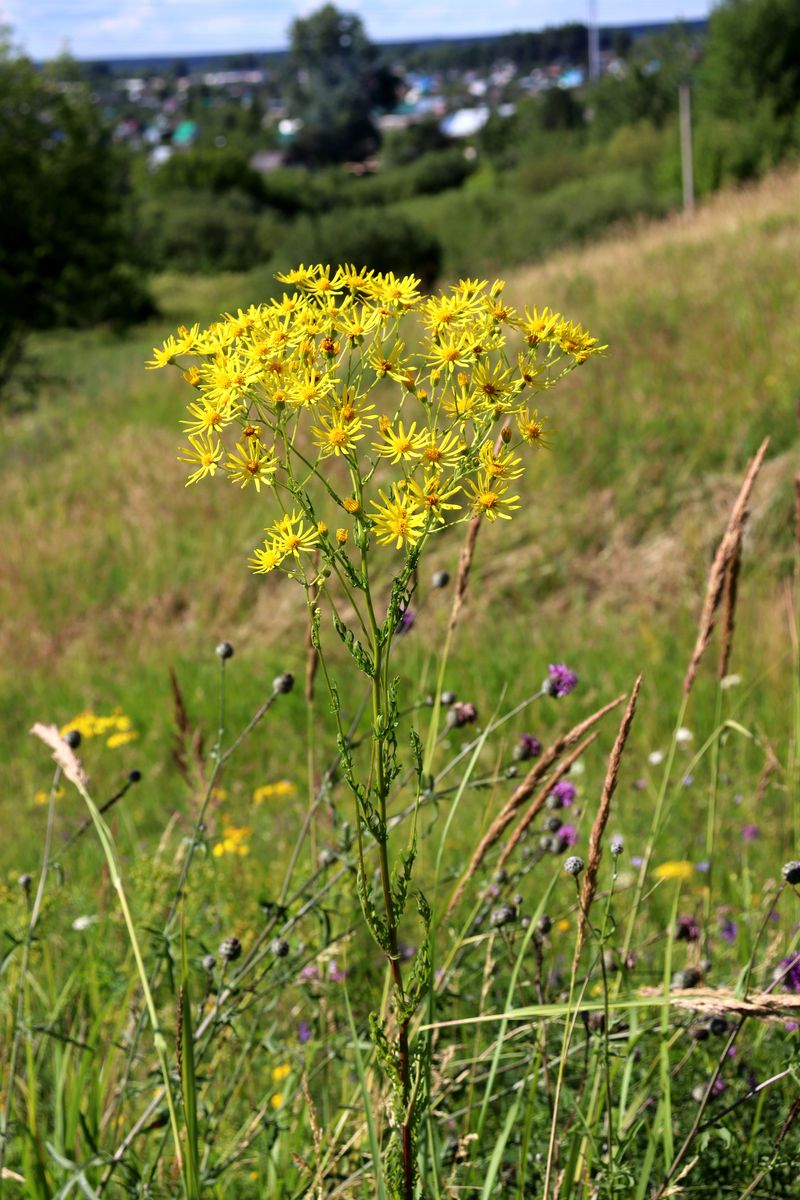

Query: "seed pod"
left=216, top=641, right=234, bottom=660
left=219, top=936, right=242, bottom=963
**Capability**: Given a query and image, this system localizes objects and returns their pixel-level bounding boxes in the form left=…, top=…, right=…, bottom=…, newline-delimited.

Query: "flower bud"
left=563, top=855, right=584, bottom=877
left=432, top=569, right=450, bottom=589
left=271, top=937, right=290, bottom=958
left=64, top=729, right=81, bottom=749
left=219, top=936, right=242, bottom=963
left=273, top=672, right=294, bottom=694
left=216, top=641, right=234, bottom=660
left=782, top=861, right=800, bottom=885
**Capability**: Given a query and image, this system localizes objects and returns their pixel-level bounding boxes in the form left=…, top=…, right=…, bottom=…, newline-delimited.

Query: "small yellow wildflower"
left=248, top=540, right=283, bottom=575
left=270, top=1093, right=284, bottom=1110
left=272, top=1063, right=291, bottom=1083
left=253, top=780, right=297, bottom=804
left=419, top=428, right=463, bottom=470
left=106, top=730, right=138, bottom=749
left=654, top=861, right=695, bottom=883
left=405, top=476, right=462, bottom=524
left=463, top=476, right=521, bottom=522
left=336, top=528, right=349, bottom=544
left=212, top=818, right=252, bottom=858
left=478, top=443, right=524, bottom=480
left=288, top=367, right=335, bottom=409
left=367, top=271, right=421, bottom=310
left=225, top=440, right=278, bottom=492
left=521, top=305, right=560, bottom=347
left=517, top=407, right=551, bottom=448
left=180, top=400, right=232, bottom=437
left=145, top=335, right=180, bottom=368
left=372, top=420, right=427, bottom=465
left=342, top=497, right=360, bottom=514
left=311, top=412, right=365, bottom=458
left=177, top=432, right=224, bottom=486
left=369, top=487, right=428, bottom=550
left=271, top=511, right=320, bottom=559
left=34, top=787, right=65, bottom=806
left=425, top=331, right=471, bottom=375
left=182, top=366, right=202, bottom=387
left=555, top=320, right=605, bottom=361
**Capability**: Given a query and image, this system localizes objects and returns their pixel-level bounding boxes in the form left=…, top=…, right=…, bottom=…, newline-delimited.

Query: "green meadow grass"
left=2, top=167, right=800, bottom=1198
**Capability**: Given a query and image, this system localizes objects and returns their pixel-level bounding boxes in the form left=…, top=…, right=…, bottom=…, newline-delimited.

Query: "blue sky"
left=1, top=0, right=714, bottom=61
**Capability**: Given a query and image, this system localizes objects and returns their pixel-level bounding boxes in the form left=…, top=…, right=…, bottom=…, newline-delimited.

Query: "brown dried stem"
left=578, top=674, right=642, bottom=949
left=497, top=730, right=600, bottom=870
left=683, top=437, right=769, bottom=697
left=716, top=532, right=741, bottom=681
left=445, top=692, right=626, bottom=918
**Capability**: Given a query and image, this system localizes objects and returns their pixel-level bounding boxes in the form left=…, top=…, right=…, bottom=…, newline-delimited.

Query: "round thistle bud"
left=539, top=835, right=556, bottom=853
left=318, top=847, right=335, bottom=867
left=610, top=835, right=624, bottom=857
left=505, top=765, right=518, bottom=778
left=671, top=967, right=702, bottom=990
left=202, top=954, right=216, bottom=972
left=536, top=914, right=552, bottom=935
left=782, top=861, right=800, bottom=885
left=18, top=873, right=32, bottom=893
left=128, top=769, right=142, bottom=784
left=64, top=729, right=82, bottom=749
left=270, top=937, right=290, bottom=958
left=546, top=816, right=563, bottom=833
left=564, top=855, right=584, bottom=877
left=215, top=641, right=234, bottom=660
left=432, top=570, right=450, bottom=589
left=273, top=672, right=295, bottom=695
left=494, top=868, right=508, bottom=885
left=441, top=690, right=457, bottom=706
left=219, top=936, right=242, bottom=963
left=603, top=949, right=618, bottom=973
left=709, top=1016, right=728, bottom=1036
left=688, top=1022, right=710, bottom=1041
left=489, top=903, right=517, bottom=929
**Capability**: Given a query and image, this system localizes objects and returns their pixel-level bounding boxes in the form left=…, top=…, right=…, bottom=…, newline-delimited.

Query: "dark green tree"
left=0, top=33, right=151, bottom=383
left=701, top=0, right=800, bottom=120
left=285, top=4, right=399, bottom=165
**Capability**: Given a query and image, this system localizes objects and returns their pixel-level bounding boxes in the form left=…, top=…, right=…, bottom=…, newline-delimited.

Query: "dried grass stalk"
left=445, top=692, right=626, bottom=918
left=641, top=986, right=800, bottom=1021
left=716, top=532, right=742, bottom=681
left=578, top=674, right=642, bottom=948
left=446, top=514, right=481, bottom=640
left=497, top=730, right=600, bottom=869
left=30, top=722, right=88, bottom=789
left=683, top=437, right=769, bottom=697
left=795, top=473, right=800, bottom=547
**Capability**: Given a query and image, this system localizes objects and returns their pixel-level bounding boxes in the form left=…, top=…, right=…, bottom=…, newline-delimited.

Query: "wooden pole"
left=679, top=81, right=695, bottom=217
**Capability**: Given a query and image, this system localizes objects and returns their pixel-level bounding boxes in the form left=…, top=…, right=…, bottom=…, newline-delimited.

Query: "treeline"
left=2, top=0, right=800, bottom=382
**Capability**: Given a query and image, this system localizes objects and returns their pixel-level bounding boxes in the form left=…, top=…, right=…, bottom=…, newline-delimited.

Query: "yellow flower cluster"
left=212, top=816, right=252, bottom=858
left=253, top=780, right=297, bottom=805
left=150, top=264, right=603, bottom=576
left=60, top=709, right=138, bottom=749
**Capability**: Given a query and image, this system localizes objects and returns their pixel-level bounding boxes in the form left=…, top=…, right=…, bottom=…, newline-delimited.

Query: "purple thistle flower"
left=546, top=663, right=578, bottom=698
left=741, top=824, right=760, bottom=842
left=675, top=912, right=700, bottom=942
left=549, top=780, right=577, bottom=807
left=774, top=954, right=800, bottom=993
left=720, top=919, right=738, bottom=943
left=298, top=1020, right=312, bottom=1044
left=559, top=824, right=579, bottom=848
left=395, top=608, right=416, bottom=635
left=514, top=733, right=542, bottom=762
left=448, top=701, right=478, bottom=728
left=710, top=1077, right=727, bottom=1099
left=300, top=964, right=319, bottom=981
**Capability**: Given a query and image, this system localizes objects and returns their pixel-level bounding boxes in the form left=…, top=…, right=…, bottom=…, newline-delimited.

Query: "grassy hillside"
left=4, top=165, right=800, bottom=1200
left=5, top=168, right=798, bottom=850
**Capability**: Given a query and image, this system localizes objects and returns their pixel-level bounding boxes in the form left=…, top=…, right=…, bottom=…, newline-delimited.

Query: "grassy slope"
left=4, top=168, right=800, bottom=869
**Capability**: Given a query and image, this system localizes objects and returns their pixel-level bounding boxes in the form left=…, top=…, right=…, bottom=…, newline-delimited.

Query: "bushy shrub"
left=137, top=190, right=267, bottom=273
left=269, top=208, right=442, bottom=286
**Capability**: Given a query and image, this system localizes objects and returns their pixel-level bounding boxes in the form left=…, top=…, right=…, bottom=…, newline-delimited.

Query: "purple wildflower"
left=675, top=913, right=700, bottom=942
left=559, top=824, right=579, bottom=848
left=298, top=1020, right=312, bottom=1044
left=514, top=733, right=542, bottom=762
left=720, top=919, right=738, bottom=943
left=774, top=954, right=800, bottom=993
left=741, top=824, right=760, bottom=842
left=328, top=960, right=346, bottom=983
left=448, top=701, right=478, bottom=728
left=549, top=780, right=577, bottom=808
left=395, top=608, right=415, bottom=635
left=695, top=860, right=711, bottom=873
left=546, top=663, right=578, bottom=698
left=487, top=882, right=500, bottom=898
left=710, top=1077, right=727, bottom=1099
left=631, top=855, right=644, bottom=868
left=300, top=964, right=319, bottom=982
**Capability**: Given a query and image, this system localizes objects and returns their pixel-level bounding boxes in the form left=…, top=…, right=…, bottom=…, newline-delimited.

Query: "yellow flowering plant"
left=150, top=262, right=602, bottom=1199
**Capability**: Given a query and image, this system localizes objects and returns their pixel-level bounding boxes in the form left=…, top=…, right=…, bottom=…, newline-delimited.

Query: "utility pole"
left=679, top=81, right=695, bottom=217
left=588, top=0, right=600, bottom=82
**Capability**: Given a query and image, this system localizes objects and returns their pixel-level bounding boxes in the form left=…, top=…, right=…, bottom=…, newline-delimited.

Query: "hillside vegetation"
left=4, top=165, right=799, bottom=838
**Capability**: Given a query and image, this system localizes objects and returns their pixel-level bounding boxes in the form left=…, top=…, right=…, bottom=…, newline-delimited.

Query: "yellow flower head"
left=226, top=440, right=278, bottom=492
left=177, top=432, right=224, bottom=487
left=369, top=487, right=428, bottom=550
left=517, top=407, right=551, bottom=448
left=311, top=412, right=366, bottom=459
left=270, top=511, right=320, bottom=559
left=405, top=476, right=462, bottom=524
left=372, top=420, right=426, bottom=465
left=463, top=475, right=521, bottom=522
left=478, top=442, right=524, bottom=481
left=654, top=861, right=695, bottom=883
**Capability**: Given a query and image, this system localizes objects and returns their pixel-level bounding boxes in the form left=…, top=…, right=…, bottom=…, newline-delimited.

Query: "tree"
left=285, top=4, right=399, bottom=165
left=0, top=33, right=151, bottom=384
left=701, top=0, right=800, bottom=120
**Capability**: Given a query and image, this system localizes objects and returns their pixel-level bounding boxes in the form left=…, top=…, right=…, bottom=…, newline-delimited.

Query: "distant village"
left=79, top=26, right=682, bottom=173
